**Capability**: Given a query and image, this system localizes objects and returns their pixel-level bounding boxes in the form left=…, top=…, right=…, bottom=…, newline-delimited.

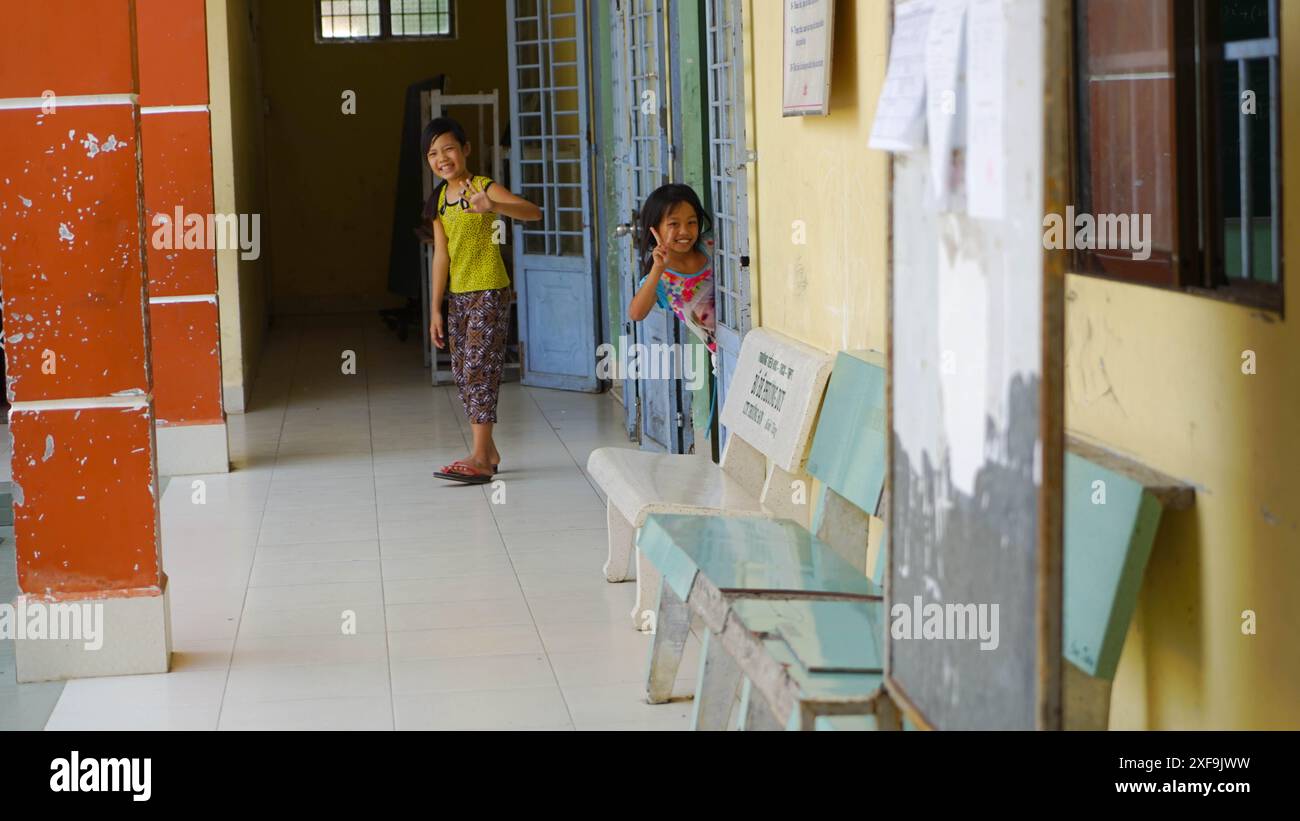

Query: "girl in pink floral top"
left=629, top=184, right=717, bottom=355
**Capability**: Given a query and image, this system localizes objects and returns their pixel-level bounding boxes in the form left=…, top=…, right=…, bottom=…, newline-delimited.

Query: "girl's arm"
left=467, top=178, right=543, bottom=222
left=629, top=228, right=669, bottom=321
left=429, top=216, right=451, bottom=349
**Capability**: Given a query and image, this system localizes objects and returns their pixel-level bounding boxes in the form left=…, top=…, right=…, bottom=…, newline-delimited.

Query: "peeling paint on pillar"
left=149, top=299, right=223, bottom=426
left=0, top=107, right=152, bottom=402
left=141, top=112, right=217, bottom=296
left=135, top=0, right=225, bottom=433
left=1, top=1, right=167, bottom=611
left=10, top=402, right=161, bottom=595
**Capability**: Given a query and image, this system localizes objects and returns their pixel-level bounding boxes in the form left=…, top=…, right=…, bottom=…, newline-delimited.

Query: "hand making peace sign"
left=649, top=226, right=670, bottom=271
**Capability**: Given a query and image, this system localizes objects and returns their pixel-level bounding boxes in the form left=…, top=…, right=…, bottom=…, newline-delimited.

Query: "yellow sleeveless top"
left=436, top=175, right=511, bottom=294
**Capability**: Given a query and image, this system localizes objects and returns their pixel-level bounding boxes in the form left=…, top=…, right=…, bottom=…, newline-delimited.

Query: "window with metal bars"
left=512, top=0, right=587, bottom=258
left=1072, top=0, right=1282, bottom=312
left=316, top=0, right=454, bottom=42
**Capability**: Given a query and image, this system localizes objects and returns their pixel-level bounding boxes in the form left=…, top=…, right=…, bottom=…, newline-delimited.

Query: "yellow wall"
left=745, top=0, right=890, bottom=355
left=256, top=0, right=508, bottom=314
left=208, top=0, right=270, bottom=413
left=1070, top=2, right=1300, bottom=731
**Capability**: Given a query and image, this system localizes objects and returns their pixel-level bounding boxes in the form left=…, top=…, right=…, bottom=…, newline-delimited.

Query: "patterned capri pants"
left=448, top=286, right=512, bottom=424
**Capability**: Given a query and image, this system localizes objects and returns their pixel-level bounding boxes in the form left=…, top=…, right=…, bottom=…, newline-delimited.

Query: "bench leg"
left=602, top=500, right=636, bottom=583
left=875, top=692, right=904, bottom=731
left=690, top=629, right=743, bottom=731
left=736, top=677, right=783, bottom=731
left=1063, top=659, right=1112, bottom=730
left=644, top=579, right=690, bottom=704
left=630, top=546, right=662, bottom=632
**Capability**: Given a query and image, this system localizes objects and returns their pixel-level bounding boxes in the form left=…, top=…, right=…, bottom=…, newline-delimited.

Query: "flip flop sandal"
left=434, top=461, right=494, bottom=485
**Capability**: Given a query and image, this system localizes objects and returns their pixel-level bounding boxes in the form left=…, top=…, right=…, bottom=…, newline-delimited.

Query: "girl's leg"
left=448, top=291, right=472, bottom=417
left=444, top=292, right=490, bottom=474
left=460, top=288, right=511, bottom=470
left=469, top=421, right=497, bottom=469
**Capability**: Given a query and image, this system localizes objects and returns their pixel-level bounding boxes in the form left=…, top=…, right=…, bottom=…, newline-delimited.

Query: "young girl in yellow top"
left=423, top=117, right=542, bottom=484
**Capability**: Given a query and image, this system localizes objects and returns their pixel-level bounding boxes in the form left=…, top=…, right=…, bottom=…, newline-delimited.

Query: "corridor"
left=1, top=315, right=699, bottom=731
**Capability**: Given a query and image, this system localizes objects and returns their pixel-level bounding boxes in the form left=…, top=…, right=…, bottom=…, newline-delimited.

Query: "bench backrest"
left=804, top=351, right=888, bottom=573
left=1063, top=438, right=1196, bottom=681
left=719, top=328, right=835, bottom=473
left=806, top=350, right=887, bottom=513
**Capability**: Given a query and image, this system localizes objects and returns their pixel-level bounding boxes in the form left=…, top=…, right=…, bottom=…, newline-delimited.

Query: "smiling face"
left=427, top=132, right=471, bottom=182
left=657, top=201, right=700, bottom=253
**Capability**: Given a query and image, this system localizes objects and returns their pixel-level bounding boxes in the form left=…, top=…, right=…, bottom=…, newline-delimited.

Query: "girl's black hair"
left=638, top=183, right=713, bottom=280
left=421, top=117, right=469, bottom=221
left=421, top=116, right=468, bottom=158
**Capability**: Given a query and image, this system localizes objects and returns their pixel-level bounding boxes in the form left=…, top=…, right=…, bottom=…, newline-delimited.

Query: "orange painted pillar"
left=0, top=0, right=171, bottom=680
left=138, top=0, right=230, bottom=475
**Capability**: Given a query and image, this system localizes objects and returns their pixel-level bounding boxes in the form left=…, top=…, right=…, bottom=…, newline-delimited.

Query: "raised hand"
left=649, top=226, right=670, bottom=271
left=462, top=177, right=494, bottom=214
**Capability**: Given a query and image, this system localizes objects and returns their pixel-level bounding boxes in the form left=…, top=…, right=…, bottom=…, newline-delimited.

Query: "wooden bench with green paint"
left=637, top=350, right=892, bottom=729
left=1062, top=436, right=1194, bottom=730
left=714, top=597, right=898, bottom=730
left=707, top=546, right=894, bottom=732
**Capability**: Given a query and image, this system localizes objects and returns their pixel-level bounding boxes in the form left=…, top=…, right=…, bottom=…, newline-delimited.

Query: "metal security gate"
left=610, top=0, right=686, bottom=453
left=705, top=0, right=752, bottom=445
left=507, top=0, right=600, bottom=391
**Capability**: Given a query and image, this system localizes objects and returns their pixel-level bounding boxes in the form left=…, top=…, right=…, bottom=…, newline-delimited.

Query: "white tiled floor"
left=2, top=313, right=700, bottom=731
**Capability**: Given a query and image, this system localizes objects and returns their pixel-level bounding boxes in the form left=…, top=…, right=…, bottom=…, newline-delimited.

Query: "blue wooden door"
left=610, top=0, right=687, bottom=453
left=507, top=0, right=600, bottom=391
left=704, top=0, right=752, bottom=447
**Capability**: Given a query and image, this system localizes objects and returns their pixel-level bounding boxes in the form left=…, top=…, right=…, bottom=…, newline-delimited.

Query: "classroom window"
left=1072, top=0, right=1283, bottom=311
left=317, top=0, right=455, bottom=42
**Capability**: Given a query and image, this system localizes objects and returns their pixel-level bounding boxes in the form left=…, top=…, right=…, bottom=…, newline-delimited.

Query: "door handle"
left=614, top=223, right=635, bottom=238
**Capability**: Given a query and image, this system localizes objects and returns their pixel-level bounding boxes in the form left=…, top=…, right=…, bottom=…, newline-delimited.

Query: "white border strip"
left=0, top=93, right=138, bottom=111
left=9, top=394, right=151, bottom=413
left=141, top=104, right=210, bottom=115
left=149, top=294, right=218, bottom=305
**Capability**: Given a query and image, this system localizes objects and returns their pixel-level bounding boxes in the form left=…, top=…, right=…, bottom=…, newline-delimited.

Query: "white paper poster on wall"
left=868, top=0, right=933, bottom=150
left=783, top=0, right=836, bottom=116
left=924, top=0, right=968, bottom=206
left=965, top=0, right=1006, bottom=219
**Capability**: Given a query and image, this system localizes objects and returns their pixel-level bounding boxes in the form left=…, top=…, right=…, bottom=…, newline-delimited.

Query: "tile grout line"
left=365, top=320, right=398, bottom=731
left=526, top=385, right=613, bottom=504
left=213, top=321, right=300, bottom=730
left=521, top=386, right=700, bottom=729
left=477, top=383, right=606, bottom=729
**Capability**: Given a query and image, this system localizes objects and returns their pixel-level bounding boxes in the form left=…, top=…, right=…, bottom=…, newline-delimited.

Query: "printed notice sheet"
left=783, top=0, right=836, bottom=116
left=868, top=0, right=934, bottom=151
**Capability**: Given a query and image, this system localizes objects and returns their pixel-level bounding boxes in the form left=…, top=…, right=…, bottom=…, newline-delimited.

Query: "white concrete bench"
left=587, top=328, right=835, bottom=631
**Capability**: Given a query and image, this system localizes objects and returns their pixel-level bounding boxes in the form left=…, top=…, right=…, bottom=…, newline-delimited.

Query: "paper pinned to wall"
left=868, top=0, right=934, bottom=152
left=924, top=0, right=968, bottom=206
left=965, top=0, right=1006, bottom=219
